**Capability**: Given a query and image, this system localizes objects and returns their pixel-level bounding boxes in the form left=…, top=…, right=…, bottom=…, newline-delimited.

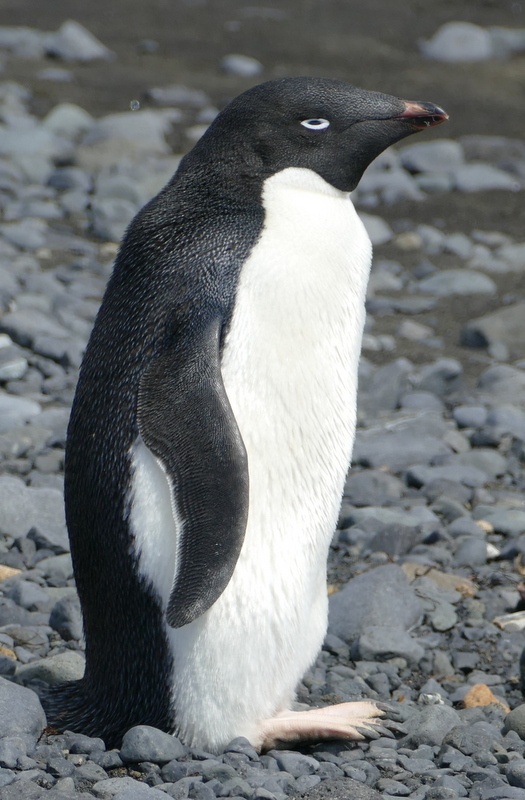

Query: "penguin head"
left=187, top=77, right=448, bottom=193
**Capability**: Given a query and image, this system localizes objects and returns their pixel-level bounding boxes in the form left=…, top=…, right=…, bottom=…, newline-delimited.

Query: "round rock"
left=120, top=725, right=187, bottom=764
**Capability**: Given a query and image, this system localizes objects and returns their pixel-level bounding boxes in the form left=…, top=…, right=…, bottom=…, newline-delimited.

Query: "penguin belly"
left=129, top=167, right=372, bottom=752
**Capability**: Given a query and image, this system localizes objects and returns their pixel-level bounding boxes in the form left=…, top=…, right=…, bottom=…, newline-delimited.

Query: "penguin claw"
left=368, top=724, right=395, bottom=739
left=354, top=725, right=381, bottom=739
left=374, top=701, right=394, bottom=713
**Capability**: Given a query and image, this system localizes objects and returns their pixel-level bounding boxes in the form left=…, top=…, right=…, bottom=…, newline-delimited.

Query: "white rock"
left=147, top=84, right=211, bottom=108
left=220, top=53, right=263, bottom=76
left=443, top=232, right=474, bottom=259
left=0, top=394, right=41, bottom=434
left=417, top=269, right=496, bottom=296
left=454, top=164, right=520, bottom=192
left=0, top=27, right=47, bottom=58
left=497, top=243, right=525, bottom=270
left=398, top=139, right=464, bottom=173
left=0, top=126, right=62, bottom=158
left=488, top=26, right=525, bottom=59
left=420, top=22, right=494, bottom=62
left=42, top=103, right=94, bottom=139
left=46, top=20, right=114, bottom=62
left=398, top=320, right=434, bottom=341
left=359, top=167, right=423, bottom=202
left=358, top=213, right=393, bottom=245
left=78, top=110, right=170, bottom=167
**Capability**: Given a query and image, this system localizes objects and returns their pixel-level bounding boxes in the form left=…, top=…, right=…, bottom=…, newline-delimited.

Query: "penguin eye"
left=301, top=118, right=330, bottom=130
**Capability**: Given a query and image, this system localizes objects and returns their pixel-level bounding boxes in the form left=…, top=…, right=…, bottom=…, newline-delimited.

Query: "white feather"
left=128, top=167, right=372, bottom=751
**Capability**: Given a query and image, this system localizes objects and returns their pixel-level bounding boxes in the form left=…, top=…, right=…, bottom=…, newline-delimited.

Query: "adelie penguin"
left=45, top=77, right=447, bottom=751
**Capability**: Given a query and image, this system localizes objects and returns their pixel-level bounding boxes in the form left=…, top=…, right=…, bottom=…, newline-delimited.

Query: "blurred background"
left=1, top=0, right=525, bottom=374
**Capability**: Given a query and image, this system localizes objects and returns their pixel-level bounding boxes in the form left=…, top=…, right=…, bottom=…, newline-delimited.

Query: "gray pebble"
left=505, top=706, right=525, bottom=741
left=410, top=704, right=463, bottom=746
left=0, top=676, right=46, bottom=745
left=353, top=625, right=425, bottom=665
left=15, top=650, right=85, bottom=685
left=453, top=405, right=488, bottom=428
left=120, top=725, right=187, bottom=764
left=328, top=564, right=423, bottom=641
left=220, top=53, right=263, bottom=76
left=49, top=595, right=82, bottom=641
left=454, top=536, right=488, bottom=567
left=417, top=269, right=496, bottom=297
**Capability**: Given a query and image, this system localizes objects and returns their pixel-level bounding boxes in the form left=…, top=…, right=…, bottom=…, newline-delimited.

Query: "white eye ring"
left=301, top=118, right=330, bottom=130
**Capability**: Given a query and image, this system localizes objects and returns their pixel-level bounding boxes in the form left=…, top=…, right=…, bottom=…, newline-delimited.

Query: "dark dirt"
left=4, top=0, right=525, bottom=383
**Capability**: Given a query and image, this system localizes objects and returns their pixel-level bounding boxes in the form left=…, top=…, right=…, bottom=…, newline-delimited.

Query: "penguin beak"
left=395, top=100, right=449, bottom=130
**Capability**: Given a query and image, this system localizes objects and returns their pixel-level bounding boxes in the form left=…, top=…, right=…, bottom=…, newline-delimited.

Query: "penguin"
left=45, top=77, right=447, bottom=752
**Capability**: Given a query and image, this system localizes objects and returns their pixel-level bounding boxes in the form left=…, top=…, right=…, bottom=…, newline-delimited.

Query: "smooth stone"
left=147, top=84, right=211, bottom=108
left=417, top=358, right=463, bottom=396
left=358, top=213, right=393, bottom=245
left=478, top=365, right=525, bottom=404
left=405, top=464, right=488, bottom=489
left=49, top=594, right=82, bottom=641
left=455, top=450, right=507, bottom=479
left=444, top=232, right=474, bottom=259
left=410, top=704, right=463, bottom=746
left=42, top=102, right=94, bottom=139
left=498, top=244, right=525, bottom=270
left=353, top=625, right=424, bottom=665
left=271, top=751, right=318, bottom=777
left=507, top=762, right=525, bottom=789
left=461, top=303, right=525, bottom=352
left=0, top=347, right=28, bottom=381
left=420, top=22, right=494, bottom=62
left=120, top=725, right=187, bottom=764
left=0, top=676, right=46, bottom=744
left=343, top=469, right=404, bottom=507
left=443, top=721, right=503, bottom=755
left=399, top=139, right=464, bottom=173
left=0, top=737, right=26, bottom=769
left=6, top=581, right=51, bottom=612
left=453, top=536, right=488, bottom=567
left=93, top=776, right=151, bottom=798
left=328, top=563, right=423, bottom=641
left=486, top=406, right=525, bottom=440
left=358, top=358, right=412, bottom=415
left=353, top=430, right=450, bottom=471
left=0, top=395, right=41, bottom=433
left=0, top=309, right=70, bottom=348
left=220, top=54, right=263, bottom=76
left=399, top=392, right=444, bottom=411
left=455, top=164, right=520, bottom=192
left=417, top=269, right=495, bottom=296
left=63, top=730, right=105, bottom=754
left=473, top=508, right=525, bottom=536
left=46, top=20, right=115, bottom=61
left=505, top=706, right=525, bottom=740
left=16, top=650, right=85, bottom=685
left=453, top=405, right=488, bottom=428
left=448, top=517, right=486, bottom=538
left=430, top=602, right=458, bottom=632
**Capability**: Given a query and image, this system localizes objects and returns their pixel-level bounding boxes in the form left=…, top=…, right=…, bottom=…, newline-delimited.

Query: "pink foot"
left=259, top=701, right=389, bottom=750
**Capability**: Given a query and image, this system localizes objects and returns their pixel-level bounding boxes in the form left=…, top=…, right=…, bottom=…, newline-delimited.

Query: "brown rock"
left=0, top=565, right=21, bottom=581
left=462, top=683, right=510, bottom=713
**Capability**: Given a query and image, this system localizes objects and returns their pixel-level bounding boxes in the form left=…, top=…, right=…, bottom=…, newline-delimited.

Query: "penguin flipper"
left=137, top=318, right=248, bottom=629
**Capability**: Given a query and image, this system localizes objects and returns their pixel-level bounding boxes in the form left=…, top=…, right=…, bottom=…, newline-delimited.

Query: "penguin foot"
left=259, top=700, right=387, bottom=750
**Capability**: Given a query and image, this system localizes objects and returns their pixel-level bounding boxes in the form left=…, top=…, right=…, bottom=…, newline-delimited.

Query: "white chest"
left=129, top=167, right=373, bottom=750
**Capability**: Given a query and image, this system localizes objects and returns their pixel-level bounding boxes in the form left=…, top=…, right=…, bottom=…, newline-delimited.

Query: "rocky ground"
left=2, top=2, right=525, bottom=799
